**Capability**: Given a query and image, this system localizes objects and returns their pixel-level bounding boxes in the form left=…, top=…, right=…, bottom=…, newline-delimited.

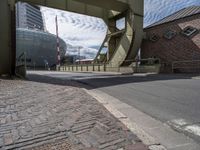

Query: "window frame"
left=181, top=26, right=198, bottom=37
left=163, top=29, right=176, bottom=40
left=149, top=33, right=160, bottom=42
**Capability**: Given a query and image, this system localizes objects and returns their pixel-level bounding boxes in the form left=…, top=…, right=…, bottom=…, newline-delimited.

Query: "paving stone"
left=0, top=117, right=6, bottom=124
left=149, top=145, right=167, bottom=150
left=125, top=143, right=148, bottom=150
left=3, top=133, right=13, bottom=145
left=11, top=113, right=18, bottom=121
left=0, top=135, right=4, bottom=146
left=0, top=76, right=146, bottom=149
left=6, top=114, right=12, bottom=123
left=99, top=138, right=125, bottom=149
left=11, top=129, right=20, bottom=141
left=0, top=108, right=5, bottom=113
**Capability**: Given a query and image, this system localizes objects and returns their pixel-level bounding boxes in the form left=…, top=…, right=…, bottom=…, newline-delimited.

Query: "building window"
left=163, top=29, right=176, bottom=40
left=149, top=34, right=159, bottom=42
left=182, top=26, right=198, bottom=37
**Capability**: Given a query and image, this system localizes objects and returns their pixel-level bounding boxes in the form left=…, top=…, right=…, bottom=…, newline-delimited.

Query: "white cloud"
left=41, top=7, right=107, bottom=48
left=41, top=0, right=200, bottom=58
left=41, top=7, right=107, bottom=58
left=144, top=0, right=200, bottom=26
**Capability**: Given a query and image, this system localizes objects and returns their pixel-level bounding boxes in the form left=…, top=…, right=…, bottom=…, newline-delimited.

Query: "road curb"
left=83, top=88, right=167, bottom=150
left=84, top=88, right=200, bottom=150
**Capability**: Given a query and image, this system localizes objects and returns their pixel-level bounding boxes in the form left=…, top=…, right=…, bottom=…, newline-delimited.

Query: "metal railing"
left=172, top=60, right=200, bottom=73
left=62, top=63, right=107, bottom=72
left=16, top=52, right=27, bottom=78
left=16, top=52, right=26, bottom=67
left=60, top=58, right=161, bottom=73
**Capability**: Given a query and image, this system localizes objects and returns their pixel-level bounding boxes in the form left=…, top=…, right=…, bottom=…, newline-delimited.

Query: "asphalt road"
left=81, top=74, right=200, bottom=124
left=28, top=71, right=200, bottom=142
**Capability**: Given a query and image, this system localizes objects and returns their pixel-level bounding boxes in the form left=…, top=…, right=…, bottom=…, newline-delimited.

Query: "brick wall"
left=141, top=14, right=200, bottom=73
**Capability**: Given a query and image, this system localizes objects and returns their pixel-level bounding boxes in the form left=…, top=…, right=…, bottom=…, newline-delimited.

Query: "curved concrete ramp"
left=122, top=14, right=143, bottom=66
left=95, top=4, right=144, bottom=68
left=106, top=9, right=136, bottom=67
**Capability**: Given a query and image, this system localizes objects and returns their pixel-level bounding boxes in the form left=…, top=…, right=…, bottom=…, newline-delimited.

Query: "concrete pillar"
left=0, top=0, right=15, bottom=75
left=105, top=10, right=134, bottom=67
left=107, top=18, right=117, bottom=61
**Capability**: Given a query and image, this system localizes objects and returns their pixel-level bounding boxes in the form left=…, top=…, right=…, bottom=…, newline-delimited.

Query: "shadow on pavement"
left=26, top=74, right=82, bottom=88
left=25, top=73, right=200, bottom=90
left=77, top=73, right=200, bottom=89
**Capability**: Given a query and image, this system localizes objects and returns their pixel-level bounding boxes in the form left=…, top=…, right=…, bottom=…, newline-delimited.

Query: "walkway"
left=0, top=75, right=146, bottom=150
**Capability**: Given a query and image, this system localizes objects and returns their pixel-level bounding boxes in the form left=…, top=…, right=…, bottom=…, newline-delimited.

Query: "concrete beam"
left=16, top=0, right=109, bottom=18
left=17, top=0, right=143, bottom=18
left=74, top=0, right=128, bottom=12
left=117, top=0, right=144, bottom=16
left=0, top=0, right=12, bottom=75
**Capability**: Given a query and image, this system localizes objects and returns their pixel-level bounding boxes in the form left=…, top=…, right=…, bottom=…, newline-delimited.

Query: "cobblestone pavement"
left=0, top=75, right=147, bottom=150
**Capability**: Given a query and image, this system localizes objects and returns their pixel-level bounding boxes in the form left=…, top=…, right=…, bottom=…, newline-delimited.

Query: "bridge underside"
left=0, top=0, right=143, bottom=75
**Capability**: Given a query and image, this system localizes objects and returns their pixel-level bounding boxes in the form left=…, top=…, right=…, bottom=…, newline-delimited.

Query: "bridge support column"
left=106, top=10, right=135, bottom=67
left=0, top=0, right=16, bottom=75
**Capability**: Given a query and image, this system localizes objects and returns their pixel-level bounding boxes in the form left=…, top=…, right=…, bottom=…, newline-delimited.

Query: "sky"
left=40, top=0, right=200, bottom=58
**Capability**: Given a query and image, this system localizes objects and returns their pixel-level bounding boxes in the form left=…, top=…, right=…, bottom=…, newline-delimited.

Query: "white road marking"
left=168, top=118, right=200, bottom=141
left=185, top=125, right=200, bottom=137
left=169, top=119, right=189, bottom=127
left=192, top=77, right=200, bottom=80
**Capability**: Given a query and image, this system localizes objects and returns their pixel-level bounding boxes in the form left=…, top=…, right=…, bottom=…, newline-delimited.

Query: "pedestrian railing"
left=61, top=63, right=107, bottom=72
left=60, top=58, right=161, bottom=73
left=16, top=52, right=27, bottom=78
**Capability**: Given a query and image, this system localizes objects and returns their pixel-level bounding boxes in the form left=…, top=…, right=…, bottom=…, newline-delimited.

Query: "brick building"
left=141, top=6, right=200, bottom=73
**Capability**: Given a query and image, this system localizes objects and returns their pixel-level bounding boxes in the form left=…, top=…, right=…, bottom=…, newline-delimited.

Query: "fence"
left=60, top=63, right=107, bottom=72
left=60, top=58, right=161, bottom=73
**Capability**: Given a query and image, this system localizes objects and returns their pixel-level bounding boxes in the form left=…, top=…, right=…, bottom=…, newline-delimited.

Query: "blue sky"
left=144, top=0, right=200, bottom=26
left=41, top=0, right=200, bottom=58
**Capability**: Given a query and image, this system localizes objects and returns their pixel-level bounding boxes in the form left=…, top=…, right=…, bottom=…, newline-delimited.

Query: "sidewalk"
left=0, top=76, right=147, bottom=150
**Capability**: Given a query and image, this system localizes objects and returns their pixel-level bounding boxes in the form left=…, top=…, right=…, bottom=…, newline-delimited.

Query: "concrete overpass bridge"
left=0, top=0, right=144, bottom=75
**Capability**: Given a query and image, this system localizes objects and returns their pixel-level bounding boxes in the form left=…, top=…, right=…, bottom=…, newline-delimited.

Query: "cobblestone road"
left=0, top=75, right=147, bottom=150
